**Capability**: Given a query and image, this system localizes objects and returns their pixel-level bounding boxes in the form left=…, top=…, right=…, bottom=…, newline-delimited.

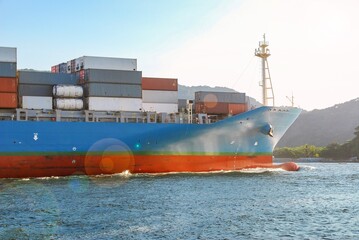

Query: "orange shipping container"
left=195, top=102, right=248, bottom=115
left=0, top=77, right=17, bottom=93
left=0, top=92, right=18, bottom=108
left=142, top=77, right=178, bottom=91
left=228, top=103, right=247, bottom=115
left=195, top=102, right=229, bottom=114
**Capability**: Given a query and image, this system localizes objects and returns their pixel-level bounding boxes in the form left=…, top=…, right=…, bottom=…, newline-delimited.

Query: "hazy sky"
left=1, top=0, right=358, bottom=110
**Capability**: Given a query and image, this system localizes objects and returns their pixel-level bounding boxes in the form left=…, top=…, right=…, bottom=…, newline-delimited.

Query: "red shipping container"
left=228, top=103, right=247, bottom=115
left=0, top=92, right=18, bottom=108
left=0, top=77, right=17, bottom=93
left=51, top=66, right=57, bottom=73
left=142, top=77, right=178, bottom=91
left=79, top=69, right=85, bottom=80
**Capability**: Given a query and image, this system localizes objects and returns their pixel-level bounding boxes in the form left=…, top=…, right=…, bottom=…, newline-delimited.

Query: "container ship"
left=0, top=37, right=301, bottom=178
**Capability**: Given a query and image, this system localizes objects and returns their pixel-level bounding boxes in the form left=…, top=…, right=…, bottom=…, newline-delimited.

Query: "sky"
left=1, top=0, right=358, bottom=111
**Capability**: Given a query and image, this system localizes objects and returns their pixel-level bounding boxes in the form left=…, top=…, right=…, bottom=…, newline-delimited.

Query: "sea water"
left=0, top=163, right=359, bottom=239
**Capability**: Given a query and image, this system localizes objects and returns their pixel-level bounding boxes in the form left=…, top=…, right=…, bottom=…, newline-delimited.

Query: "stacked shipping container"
left=52, top=56, right=142, bottom=111
left=51, top=63, right=67, bottom=73
left=142, top=77, right=178, bottom=113
left=0, top=47, right=17, bottom=108
left=18, top=71, right=77, bottom=109
left=76, top=67, right=142, bottom=112
left=1, top=45, right=250, bottom=116
left=82, top=70, right=143, bottom=111
left=195, top=91, right=247, bottom=115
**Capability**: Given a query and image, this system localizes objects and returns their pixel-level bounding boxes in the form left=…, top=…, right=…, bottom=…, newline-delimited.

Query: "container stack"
left=0, top=47, right=17, bottom=108
left=18, top=71, right=77, bottom=109
left=77, top=67, right=142, bottom=112
left=51, top=63, right=67, bottom=73
left=142, top=77, right=178, bottom=113
left=51, top=56, right=141, bottom=112
left=195, top=91, right=247, bottom=115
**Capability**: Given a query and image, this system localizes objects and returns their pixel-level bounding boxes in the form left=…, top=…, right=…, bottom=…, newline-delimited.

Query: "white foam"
left=239, top=168, right=285, bottom=173
left=132, top=168, right=286, bottom=176
left=299, top=165, right=316, bottom=171
left=94, top=170, right=133, bottom=178
left=113, top=170, right=132, bottom=178
left=37, top=176, right=60, bottom=180
left=18, top=176, right=61, bottom=181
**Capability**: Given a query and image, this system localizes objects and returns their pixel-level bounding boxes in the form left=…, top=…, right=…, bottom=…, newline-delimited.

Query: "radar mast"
left=255, top=34, right=275, bottom=106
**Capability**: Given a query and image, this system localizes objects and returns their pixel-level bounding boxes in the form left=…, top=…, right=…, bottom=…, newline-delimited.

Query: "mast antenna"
left=255, top=34, right=275, bottom=106
left=286, top=92, right=294, bottom=107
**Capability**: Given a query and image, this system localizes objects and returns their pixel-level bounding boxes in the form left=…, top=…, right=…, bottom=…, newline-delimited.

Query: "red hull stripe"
left=0, top=155, right=273, bottom=178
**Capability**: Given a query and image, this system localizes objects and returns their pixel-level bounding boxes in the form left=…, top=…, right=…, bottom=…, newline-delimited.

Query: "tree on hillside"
left=319, top=125, right=359, bottom=160
left=350, top=126, right=359, bottom=158
left=321, top=143, right=344, bottom=159
left=274, top=145, right=324, bottom=158
left=275, top=125, right=359, bottom=160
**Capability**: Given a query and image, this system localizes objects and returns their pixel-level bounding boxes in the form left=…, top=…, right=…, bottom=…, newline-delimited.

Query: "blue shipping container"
left=18, top=71, right=77, bottom=85
left=0, top=62, right=16, bottom=77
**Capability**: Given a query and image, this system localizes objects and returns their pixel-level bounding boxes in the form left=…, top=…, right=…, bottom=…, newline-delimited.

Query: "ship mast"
left=255, top=34, right=275, bottom=106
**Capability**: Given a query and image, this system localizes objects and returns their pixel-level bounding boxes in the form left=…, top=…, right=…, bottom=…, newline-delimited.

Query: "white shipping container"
left=53, top=85, right=83, bottom=98
left=0, top=47, right=17, bottom=62
left=142, top=90, right=178, bottom=104
left=54, top=99, right=83, bottom=110
left=78, top=56, right=137, bottom=71
left=87, top=97, right=143, bottom=112
left=142, top=103, right=178, bottom=113
left=22, top=96, right=53, bottom=109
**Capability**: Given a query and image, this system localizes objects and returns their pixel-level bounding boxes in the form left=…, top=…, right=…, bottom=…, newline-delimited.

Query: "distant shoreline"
left=274, top=158, right=359, bottom=163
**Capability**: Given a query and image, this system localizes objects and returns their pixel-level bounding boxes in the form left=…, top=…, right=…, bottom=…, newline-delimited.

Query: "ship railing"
left=0, top=109, right=16, bottom=121
left=2, top=108, right=226, bottom=124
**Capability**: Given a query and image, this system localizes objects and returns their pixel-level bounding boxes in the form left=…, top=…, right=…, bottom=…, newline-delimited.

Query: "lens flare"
left=84, top=138, right=135, bottom=175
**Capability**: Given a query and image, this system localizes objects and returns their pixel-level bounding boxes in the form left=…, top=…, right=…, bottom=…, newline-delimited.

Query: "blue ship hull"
left=0, top=106, right=301, bottom=178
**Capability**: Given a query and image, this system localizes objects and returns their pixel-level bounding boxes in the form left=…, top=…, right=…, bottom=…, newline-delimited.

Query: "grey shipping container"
left=178, top=99, right=187, bottom=110
left=18, top=71, right=77, bottom=85
left=0, top=62, right=16, bottom=77
left=178, top=99, right=195, bottom=111
left=0, top=47, right=17, bottom=62
left=59, top=63, right=67, bottom=73
left=18, top=84, right=54, bottom=97
left=195, top=91, right=246, bottom=104
left=83, top=69, right=142, bottom=84
left=83, top=83, right=142, bottom=98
